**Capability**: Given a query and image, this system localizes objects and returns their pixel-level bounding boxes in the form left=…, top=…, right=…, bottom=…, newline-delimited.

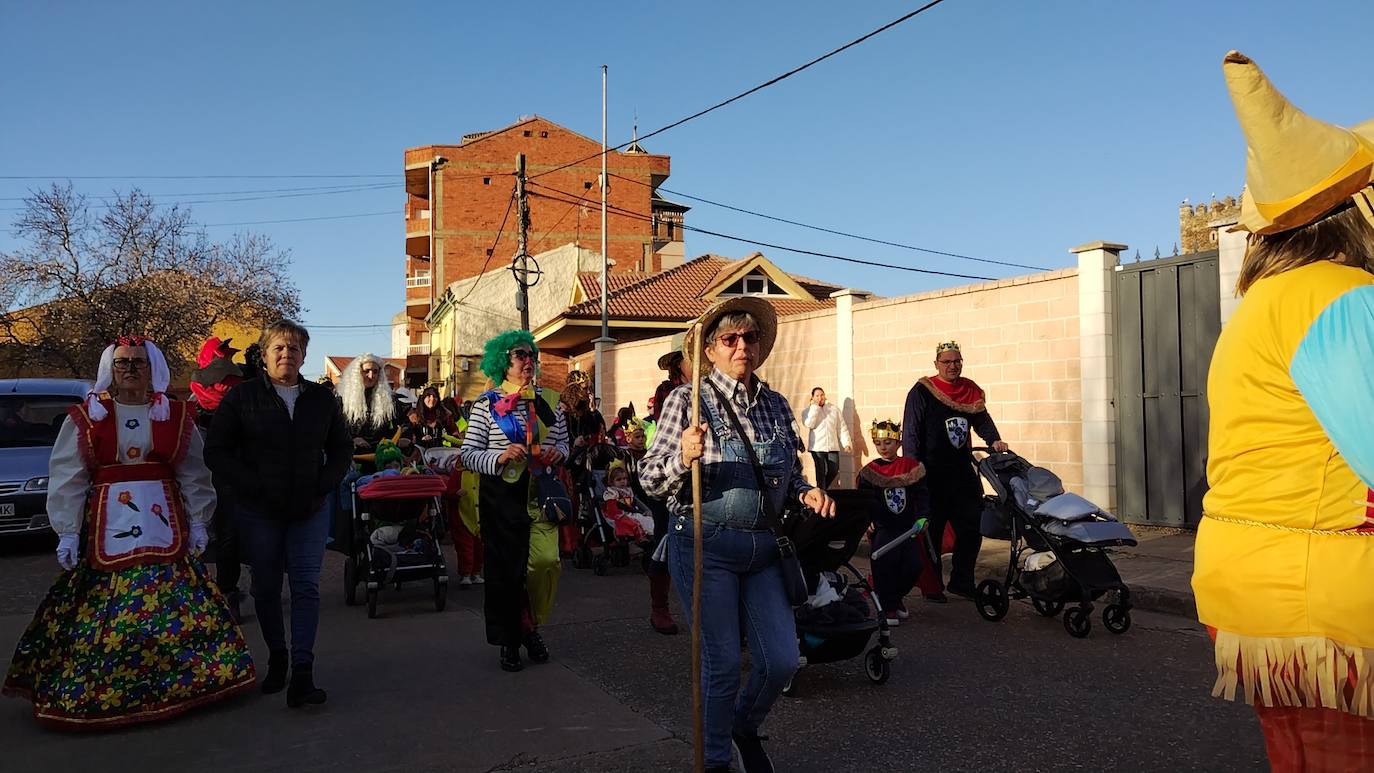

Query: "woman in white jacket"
left=801, top=387, right=852, bottom=489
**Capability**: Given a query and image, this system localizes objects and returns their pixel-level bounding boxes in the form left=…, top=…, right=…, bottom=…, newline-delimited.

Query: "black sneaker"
left=261, top=649, right=288, bottom=694
left=731, top=731, right=774, bottom=773
left=524, top=631, right=550, bottom=663
left=286, top=664, right=327, bottom=708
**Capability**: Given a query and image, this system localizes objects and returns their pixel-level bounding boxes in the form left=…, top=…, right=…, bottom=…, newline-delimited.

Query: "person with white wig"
left=3, top=335, right=255, bottom=728
left=338, top=353, right=408, bottom=464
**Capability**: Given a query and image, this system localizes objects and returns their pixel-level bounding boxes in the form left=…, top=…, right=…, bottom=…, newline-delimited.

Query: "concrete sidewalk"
left=974, top=525, right=1198, bottom=618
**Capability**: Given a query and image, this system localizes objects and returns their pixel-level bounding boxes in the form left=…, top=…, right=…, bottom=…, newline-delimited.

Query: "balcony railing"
left=408, top=343, right=431, bottom=355
left=406, top=274, right=432, bottom=288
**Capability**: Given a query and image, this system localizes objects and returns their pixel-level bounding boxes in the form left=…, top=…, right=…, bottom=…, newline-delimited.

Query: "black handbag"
left=532, top=466, right=575, bottom=526
left=706, top=382, right=811, bottom=607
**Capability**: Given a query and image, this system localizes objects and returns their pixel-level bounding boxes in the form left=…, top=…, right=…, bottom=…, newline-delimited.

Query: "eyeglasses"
left=937, top=358, right=963, bottom=365
left=112, top=358, right=148, bottom=371
left=714, top=331, right=760, bottom=348
left=509, top=349, right=535, bottom=362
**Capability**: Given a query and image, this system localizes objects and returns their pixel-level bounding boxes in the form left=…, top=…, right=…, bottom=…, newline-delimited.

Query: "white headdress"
left=339, top=353, right=396, bottom=429
left=86, top=336, right=172, bottom=422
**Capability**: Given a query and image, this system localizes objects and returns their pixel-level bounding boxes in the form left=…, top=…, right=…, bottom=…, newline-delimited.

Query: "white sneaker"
left=884, top=615, right=901, bottom=627
left=469, top=574, right=485, bottom=585
left=458, top=575, right=473, bottom=588
left=895, top=603, right=911, bottom=620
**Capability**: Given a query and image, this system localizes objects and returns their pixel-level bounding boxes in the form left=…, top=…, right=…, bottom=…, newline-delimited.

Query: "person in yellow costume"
left=1193, top=51, right=1374, bottom=769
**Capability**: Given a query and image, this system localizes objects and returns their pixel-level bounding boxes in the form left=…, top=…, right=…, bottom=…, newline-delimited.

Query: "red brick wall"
left=410, top=117, right=668, bottom=290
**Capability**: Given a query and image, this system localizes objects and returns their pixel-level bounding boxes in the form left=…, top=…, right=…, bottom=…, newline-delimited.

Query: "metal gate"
left=1113, top=250, right=1221, bottom=527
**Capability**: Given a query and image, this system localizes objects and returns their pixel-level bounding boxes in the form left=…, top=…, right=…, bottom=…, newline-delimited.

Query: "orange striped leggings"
left=1256, top=705, right=1374, bottom=772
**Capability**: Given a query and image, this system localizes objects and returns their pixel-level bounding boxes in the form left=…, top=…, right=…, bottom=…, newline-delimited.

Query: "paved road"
left=2, top=534, right=1265, bottom=772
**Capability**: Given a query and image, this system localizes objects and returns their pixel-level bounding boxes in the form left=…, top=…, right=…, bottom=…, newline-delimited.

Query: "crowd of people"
left=10, top=51, right=1373, bottom=763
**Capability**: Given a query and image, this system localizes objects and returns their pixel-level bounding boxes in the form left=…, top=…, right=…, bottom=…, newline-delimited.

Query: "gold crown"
left=936, top=341, right=961, bottom=356
left=607, top=459, right=629, bottom=474
left=870, top=419, right=902, bottom=441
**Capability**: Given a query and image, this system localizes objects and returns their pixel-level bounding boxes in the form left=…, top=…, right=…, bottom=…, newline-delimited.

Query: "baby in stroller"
left=363, top=440, right=432, bottom=552
left=601, top=460, right=654, bottom=544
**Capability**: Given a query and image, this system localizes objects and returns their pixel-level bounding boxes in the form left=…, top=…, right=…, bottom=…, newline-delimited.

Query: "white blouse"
left=46, top=402, right=217, bottom=535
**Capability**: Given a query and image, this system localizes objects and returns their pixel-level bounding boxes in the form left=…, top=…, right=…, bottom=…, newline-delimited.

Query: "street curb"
left=1126, top=583, right=1197, bottom=620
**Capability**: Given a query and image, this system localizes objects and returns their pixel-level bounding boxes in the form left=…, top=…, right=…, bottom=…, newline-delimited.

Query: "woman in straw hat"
left=1192, top=51, right=1374, bottom=767
left=640, top=297, right=835, bottom=773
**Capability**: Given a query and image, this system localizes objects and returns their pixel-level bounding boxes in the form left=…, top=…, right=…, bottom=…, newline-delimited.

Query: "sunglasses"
left=509, top=349, right=535, bottom=361
left=112, top=358, right=149, bottom=371
left=715, top=331, right=760, bottom=348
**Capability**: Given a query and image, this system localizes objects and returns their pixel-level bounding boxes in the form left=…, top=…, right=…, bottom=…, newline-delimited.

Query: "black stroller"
left=972, top=448, right=1136, bottom=638
left=780, top=489, right=896, bottom=696
left=342, top=470, right=450, bottom=619
left=568, top=440, right=640, bottom=576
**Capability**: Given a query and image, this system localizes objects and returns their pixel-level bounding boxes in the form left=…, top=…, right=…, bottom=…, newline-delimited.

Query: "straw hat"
left=1224, top=50, right=1374, bottom=234
left=656, top=333, right=686, bottom=371
left=681, top=297, right=777, bottom=376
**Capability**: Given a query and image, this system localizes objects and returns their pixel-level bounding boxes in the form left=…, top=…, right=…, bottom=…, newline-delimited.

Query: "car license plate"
left=0, top=503, right=13, bottom=517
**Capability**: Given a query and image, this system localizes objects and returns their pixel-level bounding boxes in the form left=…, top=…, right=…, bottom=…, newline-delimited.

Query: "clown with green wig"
left=458, top=330, right=570, bottom=673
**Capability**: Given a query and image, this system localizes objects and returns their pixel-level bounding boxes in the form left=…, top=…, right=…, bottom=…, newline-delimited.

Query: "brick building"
left=400, top=116, right=687, bottom=384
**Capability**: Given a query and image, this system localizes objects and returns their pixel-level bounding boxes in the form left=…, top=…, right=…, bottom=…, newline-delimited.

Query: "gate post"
left=1071, top=240, right=1127, bottom=511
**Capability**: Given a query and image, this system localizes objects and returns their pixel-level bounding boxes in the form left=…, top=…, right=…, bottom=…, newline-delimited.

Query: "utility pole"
left=514, top=153, right=531, bottom=331
left=592, top=64, right=615, bottom=407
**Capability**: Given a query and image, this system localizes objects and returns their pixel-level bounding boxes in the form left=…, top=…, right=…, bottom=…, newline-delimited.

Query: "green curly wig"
left=374, top=439, right=405, bottom=469
left=480, top=329, right=538, bottom=384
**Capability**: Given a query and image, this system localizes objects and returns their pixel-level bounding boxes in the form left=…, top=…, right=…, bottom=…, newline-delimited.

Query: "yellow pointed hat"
left=1225, top=50, right=1374, bottom=234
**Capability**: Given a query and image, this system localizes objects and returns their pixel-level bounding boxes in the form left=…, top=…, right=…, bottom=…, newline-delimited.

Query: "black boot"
left=261, top=649, right=288, bottom=694
left=523, top=631, right=550, bottom=663
left=500, top=645, right=523, bottom=672
left=286, top=664, right=327, bottom=707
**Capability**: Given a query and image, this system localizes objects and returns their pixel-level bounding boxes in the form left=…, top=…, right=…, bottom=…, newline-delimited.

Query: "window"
left=540, top=131, right=549, bottom=138
left=667, top=219, right=676, bottom=240
left=483, top=177, right=491, bottom=185
left=584, top=181, right=593, bottom=190
left=743, top=275, right=767, bottom=294
left=523, top=130, right=532, bottom=137
left=486, top=249, right=494, bottom=257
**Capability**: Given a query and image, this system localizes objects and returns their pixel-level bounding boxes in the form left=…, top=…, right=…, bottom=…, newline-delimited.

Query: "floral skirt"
left=3, top=556, right=255, bottom=728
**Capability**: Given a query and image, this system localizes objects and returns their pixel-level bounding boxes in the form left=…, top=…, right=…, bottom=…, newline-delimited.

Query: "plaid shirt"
left=639, top=368, right=812, bottom=516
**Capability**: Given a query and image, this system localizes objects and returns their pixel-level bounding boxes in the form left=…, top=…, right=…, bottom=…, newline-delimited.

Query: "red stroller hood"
left=358, top=475, right=448, bottom=500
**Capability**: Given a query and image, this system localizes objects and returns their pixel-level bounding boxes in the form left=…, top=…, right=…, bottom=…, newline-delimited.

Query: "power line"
left=452, top=187, right=517, bottom=309
left=528, top=0, right=951, bottom=182
left=650, top=182, right=1047, bottom=271
left=527, top=184, right=994, bottom=281
left=0, top=174, right=395, bottom=180
left=0, top=183, right=400, bottom=212
left=0, top=182, right=400, bottom=201
left=202, top=210, right=399, bottom=226
left=528, top=182, right=591, bottom=253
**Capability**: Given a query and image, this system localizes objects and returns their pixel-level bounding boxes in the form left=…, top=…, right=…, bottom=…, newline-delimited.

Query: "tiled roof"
left=562, top=255, right=840, bottom=322
left=575, top=271, right=652, bottom=303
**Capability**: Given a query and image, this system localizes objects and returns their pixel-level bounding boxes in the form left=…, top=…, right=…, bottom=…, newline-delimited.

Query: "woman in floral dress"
left=3, top=336, right=254, bottom=728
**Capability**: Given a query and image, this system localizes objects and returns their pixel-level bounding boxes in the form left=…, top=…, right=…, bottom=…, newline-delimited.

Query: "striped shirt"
left=459, top=389, right=570, bottom=476
left=639, top=368, right=811, bottom=516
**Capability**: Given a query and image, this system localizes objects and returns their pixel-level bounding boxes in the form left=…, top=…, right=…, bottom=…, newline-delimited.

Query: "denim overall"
left=666, top=384, right=801, bottom=767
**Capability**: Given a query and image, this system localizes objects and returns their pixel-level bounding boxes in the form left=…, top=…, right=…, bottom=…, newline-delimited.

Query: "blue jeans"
left=237, top=502, right=331, bottom=667
left=668, top=522, right=799, bottom=768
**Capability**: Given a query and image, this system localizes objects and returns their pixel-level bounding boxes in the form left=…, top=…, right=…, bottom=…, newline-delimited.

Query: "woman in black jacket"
left=205, top=320, right=352, bottom=708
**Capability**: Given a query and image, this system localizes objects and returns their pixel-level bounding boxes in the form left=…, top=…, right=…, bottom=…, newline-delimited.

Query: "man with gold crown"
left=3, top=335, right=254, bottom=727
left=902, top=341, right=1007, bottom=600
left=1193, top=51, right=1374, bottom=768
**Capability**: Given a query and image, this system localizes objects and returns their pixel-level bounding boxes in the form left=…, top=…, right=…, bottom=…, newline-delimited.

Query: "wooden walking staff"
left=689, top=320, right=705, bottom=773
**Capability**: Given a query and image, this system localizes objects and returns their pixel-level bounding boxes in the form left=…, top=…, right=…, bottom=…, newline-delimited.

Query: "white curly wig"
left=338, top=353, right=396, bottom=430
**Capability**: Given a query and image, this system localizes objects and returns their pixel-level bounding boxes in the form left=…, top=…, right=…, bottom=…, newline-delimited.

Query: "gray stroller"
left=972, top=449, right=1137, bottom=638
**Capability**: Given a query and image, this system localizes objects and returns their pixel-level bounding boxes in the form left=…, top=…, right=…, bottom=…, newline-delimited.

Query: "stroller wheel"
left=367, top=588, right=380, bottom=620
left=1032, top=598, right=1064, bottom=618
left=572, top=545, right=593, bottom=570
left=1063, top=606, right=1092, bottom=638
left=1102, top=603, right=1131, bottom=635
left=864, top=647, right=891, bottom=685
left=975, top=580, right=1009, bottom=622
left=343, top=557, right=359, bottom=606
left=434, top=577, right=448, bottom=612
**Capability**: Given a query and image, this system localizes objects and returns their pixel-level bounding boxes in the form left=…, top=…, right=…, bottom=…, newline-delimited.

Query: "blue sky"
left=3, top=1, right=1372, bottom=375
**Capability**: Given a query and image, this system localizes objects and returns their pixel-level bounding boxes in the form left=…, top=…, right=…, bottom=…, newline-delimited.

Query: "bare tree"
left=0, top=183, right=302, bottom=378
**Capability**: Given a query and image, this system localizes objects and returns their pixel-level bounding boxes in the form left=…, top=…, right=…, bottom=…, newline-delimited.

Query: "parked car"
left=0, top=379, right=90, bottom=537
